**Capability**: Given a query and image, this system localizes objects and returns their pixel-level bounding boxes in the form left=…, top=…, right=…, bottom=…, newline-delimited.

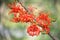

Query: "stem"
left=48, top=33, right=55, bottom=40
left=19, top=1, right=31, bottom=14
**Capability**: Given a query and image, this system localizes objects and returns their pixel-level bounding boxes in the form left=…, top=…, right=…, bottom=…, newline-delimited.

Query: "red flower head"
left=8, top=2, right=28, bottom=17
left=27, top=24, right=40, bottom=36
left=19, top=14, right=35, bottom=22
left=36, top=12, right=51, bottom=27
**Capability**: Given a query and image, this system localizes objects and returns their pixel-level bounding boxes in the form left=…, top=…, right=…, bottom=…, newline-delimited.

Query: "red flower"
left=27, top=24, right=40, bottom=36
left=36, top=13, right=51, bottom=34
left=8, top=2, right=28, bottom=17
left=36, top=13, right=51, bottom=27
left=19, top=14, right=34, bottom=22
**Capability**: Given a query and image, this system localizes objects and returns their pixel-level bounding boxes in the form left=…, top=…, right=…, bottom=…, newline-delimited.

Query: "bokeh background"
left=0, top=0, right=60, bottom=40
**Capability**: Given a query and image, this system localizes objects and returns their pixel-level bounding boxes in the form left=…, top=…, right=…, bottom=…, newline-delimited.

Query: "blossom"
left=36, top=13, right=51, bottom=27
left=27, top=24, right=40, bottom=36
left=8, top=2, right=28, bottom=17
left=19, top=14, right=34, bottom=22
left=36, top=13, right=51, bottom=33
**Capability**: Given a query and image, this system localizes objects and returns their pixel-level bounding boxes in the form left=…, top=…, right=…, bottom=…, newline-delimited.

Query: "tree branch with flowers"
left=8, top=1, right=56, bottom=40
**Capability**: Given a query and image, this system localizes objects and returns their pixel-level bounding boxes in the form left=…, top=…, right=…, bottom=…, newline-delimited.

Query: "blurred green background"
left=0, top=0, right=60, bottom=40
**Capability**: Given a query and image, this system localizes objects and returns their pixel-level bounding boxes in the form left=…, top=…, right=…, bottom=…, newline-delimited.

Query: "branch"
left=20, top=2, right=31, bottom=14
left=48, top=33, right=56, bottom=40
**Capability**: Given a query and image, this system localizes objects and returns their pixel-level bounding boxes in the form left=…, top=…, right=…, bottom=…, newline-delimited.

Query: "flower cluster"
left=8, top=2, right=27, bottom=15
left=36, top=12, right=51, bottom=34
left=8, top=2, right=51, bottom=36
left=27, top=24, right=40, bottom=36
left=19, top=14, right=34, bottom=22
left=36, top=13, right=51, bottom=26
left=8, top=2, right=33, bottom=22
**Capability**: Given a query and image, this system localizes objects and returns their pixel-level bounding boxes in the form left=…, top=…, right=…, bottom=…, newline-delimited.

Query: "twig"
left=19, top=2, right=30, bottom=13
left=48, top=33, right=55, bottom=40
